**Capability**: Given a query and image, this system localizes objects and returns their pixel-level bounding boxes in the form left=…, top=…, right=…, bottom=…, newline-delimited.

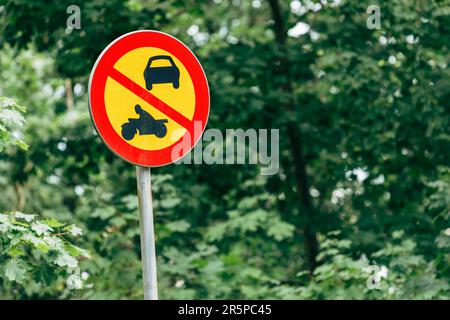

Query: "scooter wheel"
left=121, top=123, right=137, bottom=140
left=155, top=124, right=167, bottom=138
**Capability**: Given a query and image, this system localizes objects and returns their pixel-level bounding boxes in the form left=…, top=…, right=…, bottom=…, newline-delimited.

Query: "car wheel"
left=173, top=79, right=179, bottom=89
left=146, top=82, right=153, bottom=91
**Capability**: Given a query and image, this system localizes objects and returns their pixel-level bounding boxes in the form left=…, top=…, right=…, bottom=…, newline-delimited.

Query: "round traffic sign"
left=88, top=30, right=210, bottom=167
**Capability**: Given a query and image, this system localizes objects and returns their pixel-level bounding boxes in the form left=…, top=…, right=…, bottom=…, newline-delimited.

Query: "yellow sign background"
left=104, top=47, right=196, bottom=150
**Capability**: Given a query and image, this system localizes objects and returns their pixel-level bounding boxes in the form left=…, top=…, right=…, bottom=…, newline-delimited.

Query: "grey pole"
left=136, top=166, right=158, bottom=300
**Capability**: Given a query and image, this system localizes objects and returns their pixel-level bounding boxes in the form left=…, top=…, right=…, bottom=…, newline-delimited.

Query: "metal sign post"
left=136, top=166, right=158, bottom=300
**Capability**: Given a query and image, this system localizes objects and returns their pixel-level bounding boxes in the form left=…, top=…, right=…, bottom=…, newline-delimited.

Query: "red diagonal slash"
left=109, top=67, right=193, bottom=131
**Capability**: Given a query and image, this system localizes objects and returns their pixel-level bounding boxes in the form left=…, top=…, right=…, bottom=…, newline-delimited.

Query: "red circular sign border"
left=88, top=30, right=210, bottom=167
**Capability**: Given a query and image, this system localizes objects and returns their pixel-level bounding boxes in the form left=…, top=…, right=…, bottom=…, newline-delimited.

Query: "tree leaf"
left=3, top=259, right=28, bottom=283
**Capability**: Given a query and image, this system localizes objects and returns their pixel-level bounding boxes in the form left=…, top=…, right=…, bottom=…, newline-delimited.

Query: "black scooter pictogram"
left=121, top=105, right=168, bottom=140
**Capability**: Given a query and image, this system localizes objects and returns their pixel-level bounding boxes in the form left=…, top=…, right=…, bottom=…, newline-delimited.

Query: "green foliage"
left=0, top=97, right=28, bottom=152
left=297, top=231, right=449, bottom=299
left=0, top=96, right=90, bottom=298
left=0, top=212, right=90, bottom=298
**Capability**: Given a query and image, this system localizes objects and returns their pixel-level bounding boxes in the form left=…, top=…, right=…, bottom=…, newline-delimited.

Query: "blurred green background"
left=0, top=0, right=449, bottom=299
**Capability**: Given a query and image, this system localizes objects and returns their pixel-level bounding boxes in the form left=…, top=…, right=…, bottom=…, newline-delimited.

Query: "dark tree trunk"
left=268, top=0, right=319, bottom=272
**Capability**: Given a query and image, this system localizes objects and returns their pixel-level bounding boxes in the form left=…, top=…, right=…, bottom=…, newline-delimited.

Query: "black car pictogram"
left=143, top=55, right=180, bottom=90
